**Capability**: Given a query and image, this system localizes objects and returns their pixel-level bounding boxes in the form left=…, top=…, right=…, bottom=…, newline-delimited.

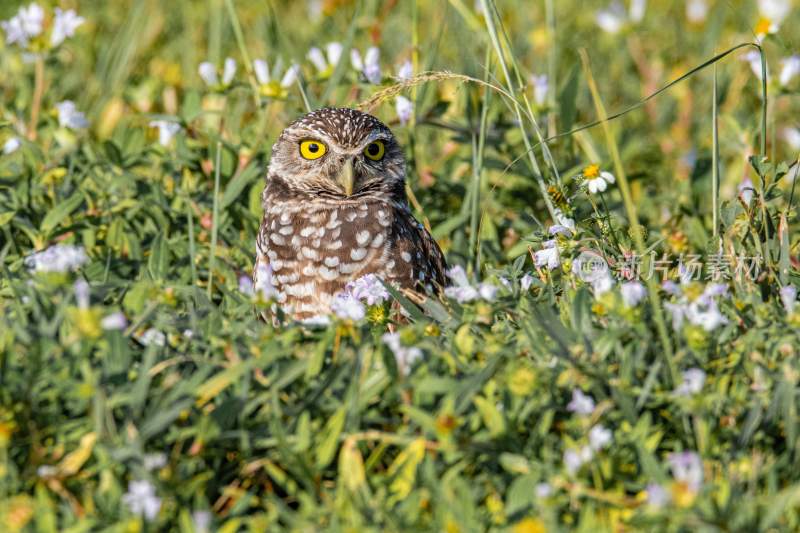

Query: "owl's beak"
left=337, top=158, right=355, bottom=196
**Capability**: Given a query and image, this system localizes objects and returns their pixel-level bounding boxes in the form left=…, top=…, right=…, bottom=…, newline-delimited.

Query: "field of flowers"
left=2, top=0, right=800, bottom=531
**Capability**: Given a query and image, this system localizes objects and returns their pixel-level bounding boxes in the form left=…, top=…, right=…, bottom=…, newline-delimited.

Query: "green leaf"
left=40, top=192, right=83, bottom=234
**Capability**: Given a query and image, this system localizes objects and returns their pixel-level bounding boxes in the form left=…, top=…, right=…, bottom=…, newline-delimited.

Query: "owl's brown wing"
left=389, top=208, right=447, bottom=296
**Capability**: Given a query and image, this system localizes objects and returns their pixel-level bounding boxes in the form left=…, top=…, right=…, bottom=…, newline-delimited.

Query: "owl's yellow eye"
left=299, top=140, right=327, bottom=160
left=363, top=140, right=385, bottom=161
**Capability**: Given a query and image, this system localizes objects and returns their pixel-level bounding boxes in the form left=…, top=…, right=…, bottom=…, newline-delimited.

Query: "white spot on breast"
left=340, top=262, right=360, bottom=274
left=387, top=259, right=396, bottom=269
left=279, top=225, right=294, bottom=236
left=271, top=259, right=284, bottom=271
left=280, top=212, right=291, bottom=224
left=267, top=250, right=278, bottom=261
left=285, top=282, right=315, bottom=297
left=331, top=228, right=341, bottom=239
left=401, top=252, right=412, bottom=263
left=378, top=216, right=391, bottom=227
left=350, top=248, right=368, bottom=261
left=310, top=212, right=325, bottom=224
left=301, top=247, right=320, bottom=260
left=345, top=211, right=357, bottom=222
left=324, top=256, right=340, bottom=267
left=270, top=233, right=286, bottom=246
left=356, top=230, right=371, bottom=246
left=270, top=220, right=277, bottom=230
left=302, top=264, right=317, bottom=276
left=277, top=273, right=300, bottom=284
left=300, top=226, right=317, bottom=237
left=326, top=211, right=341, bottom=229
left=370, top=233, right=385, bottom=248
left=291, top=235, right=301, bottom=247
left=312, top=239, right=321, bottom=247
left=328, top=240, right=343, bottom=250
left=318, top=265, right=340, bottom=281
left=358, top=203, right=368, bottom=211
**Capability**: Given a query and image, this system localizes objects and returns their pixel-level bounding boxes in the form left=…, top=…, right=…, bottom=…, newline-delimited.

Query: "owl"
left=254, top=107, right=447, bottom=321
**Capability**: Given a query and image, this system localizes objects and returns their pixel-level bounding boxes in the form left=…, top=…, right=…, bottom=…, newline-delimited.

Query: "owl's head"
left=267, top=107, right=406, bottom=199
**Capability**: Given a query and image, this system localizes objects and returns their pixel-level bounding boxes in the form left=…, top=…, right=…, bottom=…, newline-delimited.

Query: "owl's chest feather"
left=257, top=197, right=403, bottom=311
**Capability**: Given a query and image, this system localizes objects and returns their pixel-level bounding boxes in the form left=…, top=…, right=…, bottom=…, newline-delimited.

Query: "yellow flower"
left=583, top=163, right=601, bottom=179
left=508, top=365, right=537, bottom=396
left=670, top=481, right=697, bottom=508
left=513, top=517, right=547, bottom=533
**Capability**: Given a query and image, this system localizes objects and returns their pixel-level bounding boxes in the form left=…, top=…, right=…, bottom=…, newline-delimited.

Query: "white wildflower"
left=444, top=265, right=482, bottom=303
left=1, top=3, right=44, bottom=48
left=101, top=311, right=128, bottom=331
left=585, top=169, right=616, bottom=194
left=307, top=47, right=328, bottom=72
left=685, top=297, right=727, bottom=331
left=521, top=273, right=534, bottom=291
left=198, top=61, right=218, bottom=86
left=530, top=74, right=549, bottom=107
left=307, top=42, right=344, bottom=74
left=674, top=368, right=706, bottom=396
left=742, top=50, right=766, bottom=80
left=535, top=483, right=552, bottom=499
left=238, top=275, right=255, bottom=296
left=254, top=263, right=280, bottom=301
left=646, top=483, right=671, bottom=507
left=478, top=283, right=499, bottom=301
left=782, top=127, right=800, bottom=151
left=779, top=55, right=800, bottom=86
left=326, top=42, right=344, bottom=68
left=139, top=328, right=166, bottom=348
left=620, top=281, right=647, bottom=306
left=549, top=208, right=575, bottom=235
left=668, top=451, right=703, bottom=491
left=396, top=95, right=413, bottom=125
left=351, top=46, right=381, bottom=84
left=567, top=389, right=595, bottom=415
left=222, top=57, right=237, bottom=85
left=149, top=120, right=181, bottom=147
left=534, top=240, right=560, bottom=270
left=280, top=64, right=300, bottom=87
left=51, top=8, right=84, bottom=47
left=759, top=0, right=791, bottom=21
left=382, top=332, right=423, bottom=376
left=592, top=273, right=615, bottom=295
left=686, top=0, right=708, bottom=23
left=596, top=2, right=627, bottom=34
left=629, top=0, right=647, bottom=23
left=143, top=453, right=167, bottom=471
left=346, top=274, right=389, bottom=305
left=3, top=137, right=21, bottom=154
left=192, top=511, right=212, bottom=533
left=331, top=292, right=366, bottom=321
left=397, top=59, right=413, bottom=81
left=564, top=446, right=594, bottom=475
left=73, top=279, right=90, bottom=309
left=589, top=425, right=613, bottom=451
left=738, top=177, right=754, bottom=204
left=253, top=59, right=270, bottom=84
left=780, top=285, right=797, bottom=314
left=122, top=480, right=162, bottom=522
left=55, top=100, right=89, bottom=130
left=25, top=244, right=88, bottom=273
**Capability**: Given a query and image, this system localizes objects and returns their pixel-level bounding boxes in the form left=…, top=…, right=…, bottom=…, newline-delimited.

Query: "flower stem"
left=28, top=55, right=45, bottom=141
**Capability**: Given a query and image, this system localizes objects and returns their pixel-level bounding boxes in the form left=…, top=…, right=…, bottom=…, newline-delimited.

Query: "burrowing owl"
left=255, top=107, right=447, bottom=320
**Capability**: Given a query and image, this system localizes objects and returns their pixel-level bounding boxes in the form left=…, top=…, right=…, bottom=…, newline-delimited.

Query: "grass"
left=1, top=0, right=800, bottom=531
